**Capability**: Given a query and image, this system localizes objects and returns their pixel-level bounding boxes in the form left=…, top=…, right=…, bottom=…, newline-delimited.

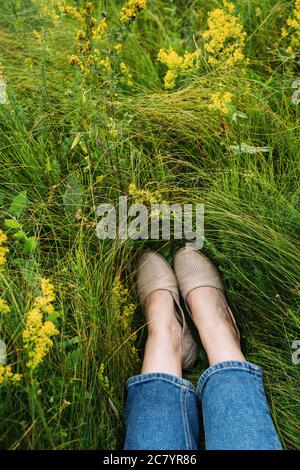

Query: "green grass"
left=0, top=0, right=299, bottom=450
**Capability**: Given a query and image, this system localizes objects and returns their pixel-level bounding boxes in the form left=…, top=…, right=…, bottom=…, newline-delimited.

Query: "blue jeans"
left=124, top=361, right=282, bottom=450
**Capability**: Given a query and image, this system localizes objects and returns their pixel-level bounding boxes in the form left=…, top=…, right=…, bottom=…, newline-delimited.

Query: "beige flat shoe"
left=174, top=247, right=240, bottom=342
left=137, top=250, right=198, bottom=370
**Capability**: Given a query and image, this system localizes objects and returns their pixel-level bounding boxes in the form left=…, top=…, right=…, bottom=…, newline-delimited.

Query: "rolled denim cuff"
left=197, top=360, right=262, bottom=399
left=127, top=372, right=195, bottom=392
left=124, top=372, right=199, bottom=450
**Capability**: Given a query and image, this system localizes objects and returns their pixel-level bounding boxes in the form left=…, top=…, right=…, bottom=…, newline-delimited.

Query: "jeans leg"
left=197, top=360, right=282, bottom=450
left=124, top=372, right=200, bottom=450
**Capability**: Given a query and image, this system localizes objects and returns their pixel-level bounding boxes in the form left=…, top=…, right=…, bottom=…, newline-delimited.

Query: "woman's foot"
left=137, top=251, right=197, bottom=376
left=174, top=248, right=245, bottom=366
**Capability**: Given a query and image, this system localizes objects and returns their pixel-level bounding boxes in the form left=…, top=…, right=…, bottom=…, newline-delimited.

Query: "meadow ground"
left=0, top=0, right=299, bottom=449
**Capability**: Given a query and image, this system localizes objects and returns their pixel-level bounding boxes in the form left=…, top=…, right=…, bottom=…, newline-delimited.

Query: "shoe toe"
left=137, top=251, right=178, bottom=305
left=174, top=247, right=223, bottom=300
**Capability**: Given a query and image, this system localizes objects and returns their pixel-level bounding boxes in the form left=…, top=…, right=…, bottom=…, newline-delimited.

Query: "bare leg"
left=141, top=290, right=183, bottom=376
left=187, top=287, right=245, bottom=365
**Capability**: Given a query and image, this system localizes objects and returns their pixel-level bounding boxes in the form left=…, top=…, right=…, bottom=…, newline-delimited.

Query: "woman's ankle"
left=187, top=286, right=244, bottom=365
left=141, top=322, right=183, bottom=375
left=199, top=320, right=245, bottom=366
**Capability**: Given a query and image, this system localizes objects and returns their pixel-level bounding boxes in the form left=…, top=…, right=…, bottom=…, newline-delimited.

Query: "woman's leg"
left=123, top=290, right=199, bottom=450
left=187, top=286, right=282, bottom=450
left=141, top=290, right=183, bottom=376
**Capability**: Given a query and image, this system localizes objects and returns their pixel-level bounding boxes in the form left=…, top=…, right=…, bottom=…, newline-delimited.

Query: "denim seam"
left=181, top=387, right=192, bottom=450
left=127, top=374, right=195, bottom=391
left=198, top=365, right=262, bottom=398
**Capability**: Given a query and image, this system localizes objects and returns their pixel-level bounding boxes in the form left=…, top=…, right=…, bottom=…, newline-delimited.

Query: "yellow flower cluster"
left=114, top=43, right=123, bottom=54
left=68, top=54, right=85, bottom=71
left=120, top=0, right=147, bottom=22
left=111, top=274, right=138, bottom=361
left=98, top=363, right=114, bottom=396
left=0, top=365, right=22, bottom=385
left=157, top=48, right=199, bottom=89
left=92, top=18, right=108, bottom=41
left=162, top=70, right=176, bottom=90
left=0, top=298, right=10, bottom=314
left=62, top=2, right=108, bottom=75
left=281, top=0, right=300, bottom=55
left=58, top=3, right=84, bottom=23
left=112, top=274, right=135, bottom=331
left=98, top=56, right=110, bottom=73
left=128, top=183, right=162, bottom=205
left=33, top=30, right=42, bottom=41
left=0, top=230, right=9, bottom=271
left=203, top=1, right=246, bottom=66
left=31, top=0, right=59, bottom=20
left=209, top=90, right=233, bottom=115
left=22, top=278, right=59, bottom=370
left=120, top=62, right=133, bottom=86
left=157, top=48, right=198, bottom=70
left=68, top=53, right=94, bottom=74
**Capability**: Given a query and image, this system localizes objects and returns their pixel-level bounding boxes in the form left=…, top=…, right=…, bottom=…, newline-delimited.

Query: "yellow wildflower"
left=68, top=55, right=90, bottom=74
left=92, top=19, right=108, bottom=41
left=111, top=274, right=138, bottom=362
left=68, top=54, right=82, bottom=67
left=41, top=278, right=55, bottom=300
left=63, top=3, right=108, bottom=75
left=119, top=302, right=136, bottom=334
left=0, top=230, right=9, bottom=271
left=120, top=62, right=133, bottom=86
left=49, top=8, right=60, bottom=22
left=157, top=48, right=184, bottom=69
left=22, top=279, right=59, bottom=370
left=84, top=2, right=93, bottom=13
left=223, top=0, right=235, bottom=14
left=128, top=183, right=162, bottom=205
left=111, top=274, right=127, bottom=309
left=31, top=0, right=58, bottom=20
left=58, top=4, right=83, bottom=23
left=0, top=365, right=22, bottom=385
left=209, top=91, right=233, bottom=115
left=98, top=363, right=114, bottom=396
left=120, top=0, right=147, bottom=22
left=157, top=47, right=198, bottom=89
left=181, top=51, right=199, bottom=70
left=33, top=30, right=42, bottom=41
left=281, top=0, right=300, bottom=54
left=203, top=0, right=246, bottom=66
left=99, top=57, right=111, bottom=73
left=87, top=55, right=94, bottom=67
left=120, top=62, right=127, bottom=74
left=114, top=43, right=123, bottom=53
left=0, top=230, right=7, bottom=244
left=157, top=48, right=198, bottom=71
left=164, top=69, right=177, bottom=90
left=0, top=298, right=10, bottom=314
left=79, top=42, right=91, bottom=54
left=77, top=29, right=87, bottom=41
left=24, top=57, right=33, bottom=70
